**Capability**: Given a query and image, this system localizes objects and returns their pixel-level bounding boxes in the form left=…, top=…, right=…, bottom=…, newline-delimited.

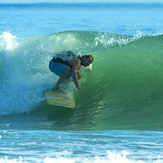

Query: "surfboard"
left=44, top=90, right=76, bottom=109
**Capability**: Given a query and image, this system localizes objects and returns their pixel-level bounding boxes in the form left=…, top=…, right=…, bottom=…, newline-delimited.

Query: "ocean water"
left=0, top=2, right=163, bottom=163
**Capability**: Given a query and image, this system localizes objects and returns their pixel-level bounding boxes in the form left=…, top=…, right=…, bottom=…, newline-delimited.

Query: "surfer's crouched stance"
left=49, top=50, right=94, bottom=92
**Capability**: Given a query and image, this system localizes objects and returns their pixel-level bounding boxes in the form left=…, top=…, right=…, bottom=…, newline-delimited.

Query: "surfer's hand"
left=76, top=84, right=82, bottom=90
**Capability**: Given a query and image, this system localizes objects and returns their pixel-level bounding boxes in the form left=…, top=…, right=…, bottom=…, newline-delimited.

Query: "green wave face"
left=0, top=31, right=163, bottom=130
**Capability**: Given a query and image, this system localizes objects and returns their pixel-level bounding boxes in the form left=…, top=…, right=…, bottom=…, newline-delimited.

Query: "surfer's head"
left=80, top=54, right=94, bottom=67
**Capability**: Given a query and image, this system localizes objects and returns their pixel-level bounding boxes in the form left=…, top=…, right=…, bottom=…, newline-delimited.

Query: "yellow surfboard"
left=44, top=90, right=76, bottom=109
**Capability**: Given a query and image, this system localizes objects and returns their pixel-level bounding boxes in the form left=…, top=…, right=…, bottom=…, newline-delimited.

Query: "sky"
left=1, top=0, right=163, bottom=3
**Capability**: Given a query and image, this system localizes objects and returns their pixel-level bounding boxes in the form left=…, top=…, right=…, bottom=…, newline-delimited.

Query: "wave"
left=0, top=31, right=163, bottom=130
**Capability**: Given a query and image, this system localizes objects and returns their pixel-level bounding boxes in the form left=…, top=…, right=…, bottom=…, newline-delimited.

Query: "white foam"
left=0, top=150, right=163, bottom=163
left=94, top=33, right=133, bottom=48
left=0, top=31, right=18, bottom=50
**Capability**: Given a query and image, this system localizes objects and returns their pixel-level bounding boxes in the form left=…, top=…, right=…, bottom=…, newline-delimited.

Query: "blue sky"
left=1, top=0, right=163, bottom=3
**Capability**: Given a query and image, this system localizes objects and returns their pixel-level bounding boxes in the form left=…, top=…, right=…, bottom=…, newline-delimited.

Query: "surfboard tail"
left=44, top=90, right=76, bottom=109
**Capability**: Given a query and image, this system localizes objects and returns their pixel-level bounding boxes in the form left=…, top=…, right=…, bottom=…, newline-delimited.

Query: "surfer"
left=49, top=50, right=94, bottom=92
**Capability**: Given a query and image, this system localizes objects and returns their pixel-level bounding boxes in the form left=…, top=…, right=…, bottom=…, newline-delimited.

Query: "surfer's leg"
left=49, top=60, right=71, bottom=91
left=49, top=60, right=65, bottom=76
left=53, top=66, right=71, bottom=92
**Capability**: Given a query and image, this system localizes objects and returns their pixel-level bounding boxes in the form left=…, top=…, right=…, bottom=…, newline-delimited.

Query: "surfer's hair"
left=83, top=54, right=94, bottom=61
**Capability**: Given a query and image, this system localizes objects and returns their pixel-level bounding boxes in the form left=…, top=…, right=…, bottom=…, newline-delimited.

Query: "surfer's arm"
left=71, top=59, right=82, bottom=90
left=77, top=71, right=81, bottom=79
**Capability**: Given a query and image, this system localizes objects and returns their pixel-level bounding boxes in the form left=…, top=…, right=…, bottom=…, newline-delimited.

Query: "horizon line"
left=0, top=1, right=163, bottom=3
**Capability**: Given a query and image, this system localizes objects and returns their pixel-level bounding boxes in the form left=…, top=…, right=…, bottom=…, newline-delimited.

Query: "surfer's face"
left=82, top=56, right=93, bottom=67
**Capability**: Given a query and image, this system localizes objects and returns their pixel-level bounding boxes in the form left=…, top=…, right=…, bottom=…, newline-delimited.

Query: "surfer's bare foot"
left=52, top=86, right=60, bottom=92
left=52, top=87, right=65, bottom=93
